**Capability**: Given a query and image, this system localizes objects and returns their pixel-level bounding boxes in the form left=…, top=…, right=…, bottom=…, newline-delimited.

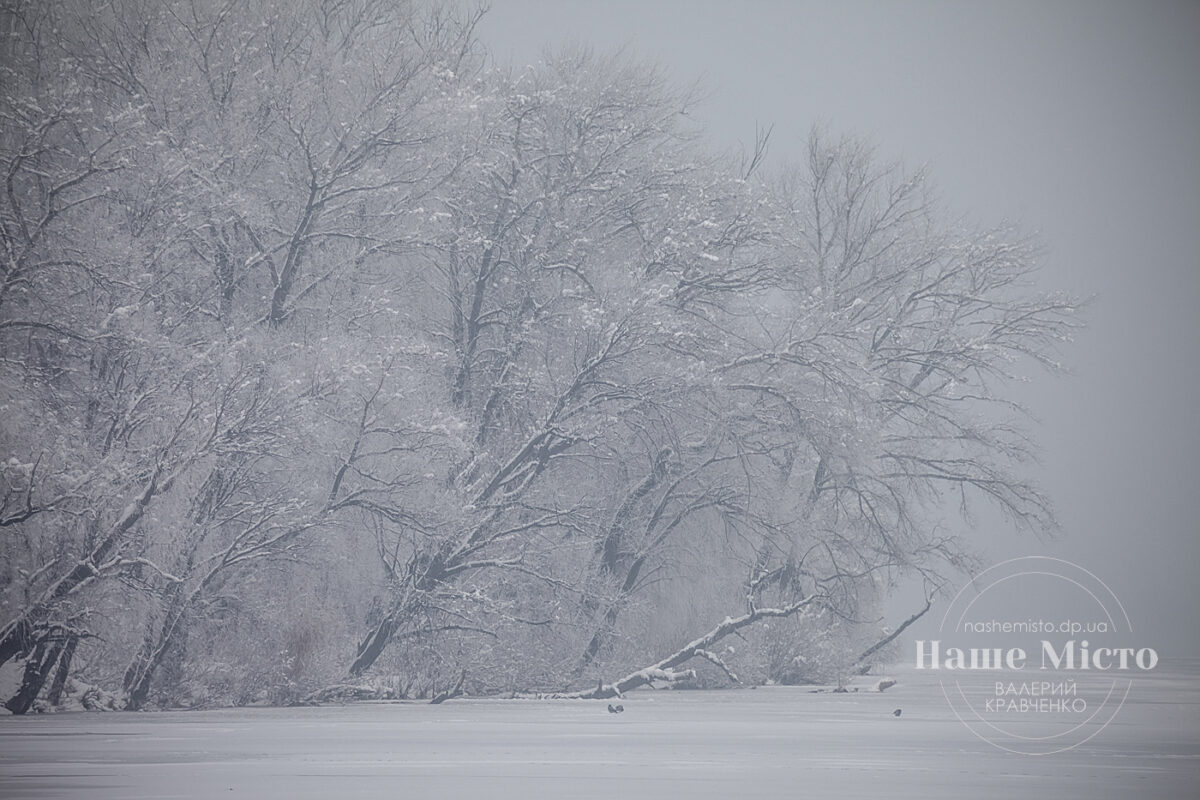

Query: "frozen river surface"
left=2, top=663, right=1197, bottom=799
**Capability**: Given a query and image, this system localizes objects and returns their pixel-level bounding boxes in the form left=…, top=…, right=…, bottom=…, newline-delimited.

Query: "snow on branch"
left=694, top=648, right=740, bottom=684
left=562, top=594, right=823, bottom=699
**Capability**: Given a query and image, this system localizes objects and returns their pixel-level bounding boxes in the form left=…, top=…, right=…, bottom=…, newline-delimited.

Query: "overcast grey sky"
left=478, top=0, right=1200, bottom=655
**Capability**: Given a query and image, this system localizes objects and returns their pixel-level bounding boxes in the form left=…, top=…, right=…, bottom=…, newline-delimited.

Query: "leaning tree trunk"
left=577, top=453, right=672, bottom=672
left=349, top=604, right=406, bottom=677
left=349, top=559, right=445, bottom=676
left=45, top=635, right=79, bottom=706
left=123, top=589, right=190, bottom=710
left=577, top=552, right=650, bottom=672
left=350, top=620, right=394, bottom=677
left=0, top=467, right=176, bottom=670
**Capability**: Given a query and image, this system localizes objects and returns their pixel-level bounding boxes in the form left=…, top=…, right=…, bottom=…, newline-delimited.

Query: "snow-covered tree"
left=0, top=2, right=1078, bottom=711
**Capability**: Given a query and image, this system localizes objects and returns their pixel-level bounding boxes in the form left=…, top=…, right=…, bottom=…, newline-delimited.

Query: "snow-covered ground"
left=2, top=661, right=1196, bottom=799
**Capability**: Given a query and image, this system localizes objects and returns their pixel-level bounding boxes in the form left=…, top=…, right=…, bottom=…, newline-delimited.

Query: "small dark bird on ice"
left=893, top=708, right=902, bottom=717
left=607, top=703, right=624, bottom=713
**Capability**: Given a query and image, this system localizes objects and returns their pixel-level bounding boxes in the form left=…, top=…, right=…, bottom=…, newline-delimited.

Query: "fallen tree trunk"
left=853, top=596, right=932, bottom=674
left=562, top=595, right=824, bottom=700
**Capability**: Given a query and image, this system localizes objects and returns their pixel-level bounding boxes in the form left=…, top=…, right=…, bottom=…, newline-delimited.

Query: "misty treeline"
left=0, top=0, right=1076, bottom=713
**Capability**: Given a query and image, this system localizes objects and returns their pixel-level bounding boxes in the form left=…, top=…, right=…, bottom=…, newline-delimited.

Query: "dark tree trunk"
left=430, top=669, right=466, bottom=704
left=349, top=558, right=445, bottom=676
left=45, top=635, right=78, bottom=706
left=0, top=469, right=173, bottom=671
left=349, top=614, right=399, bottom=677
left=578, top=552, right=650, bottom=672
left=123, top=596, right=187, bottom=710
left=4, top=636, right=65, bottom=715
left=123, top=658, right=153, bottom=711
left=577, top=451, right=675, bottom=673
